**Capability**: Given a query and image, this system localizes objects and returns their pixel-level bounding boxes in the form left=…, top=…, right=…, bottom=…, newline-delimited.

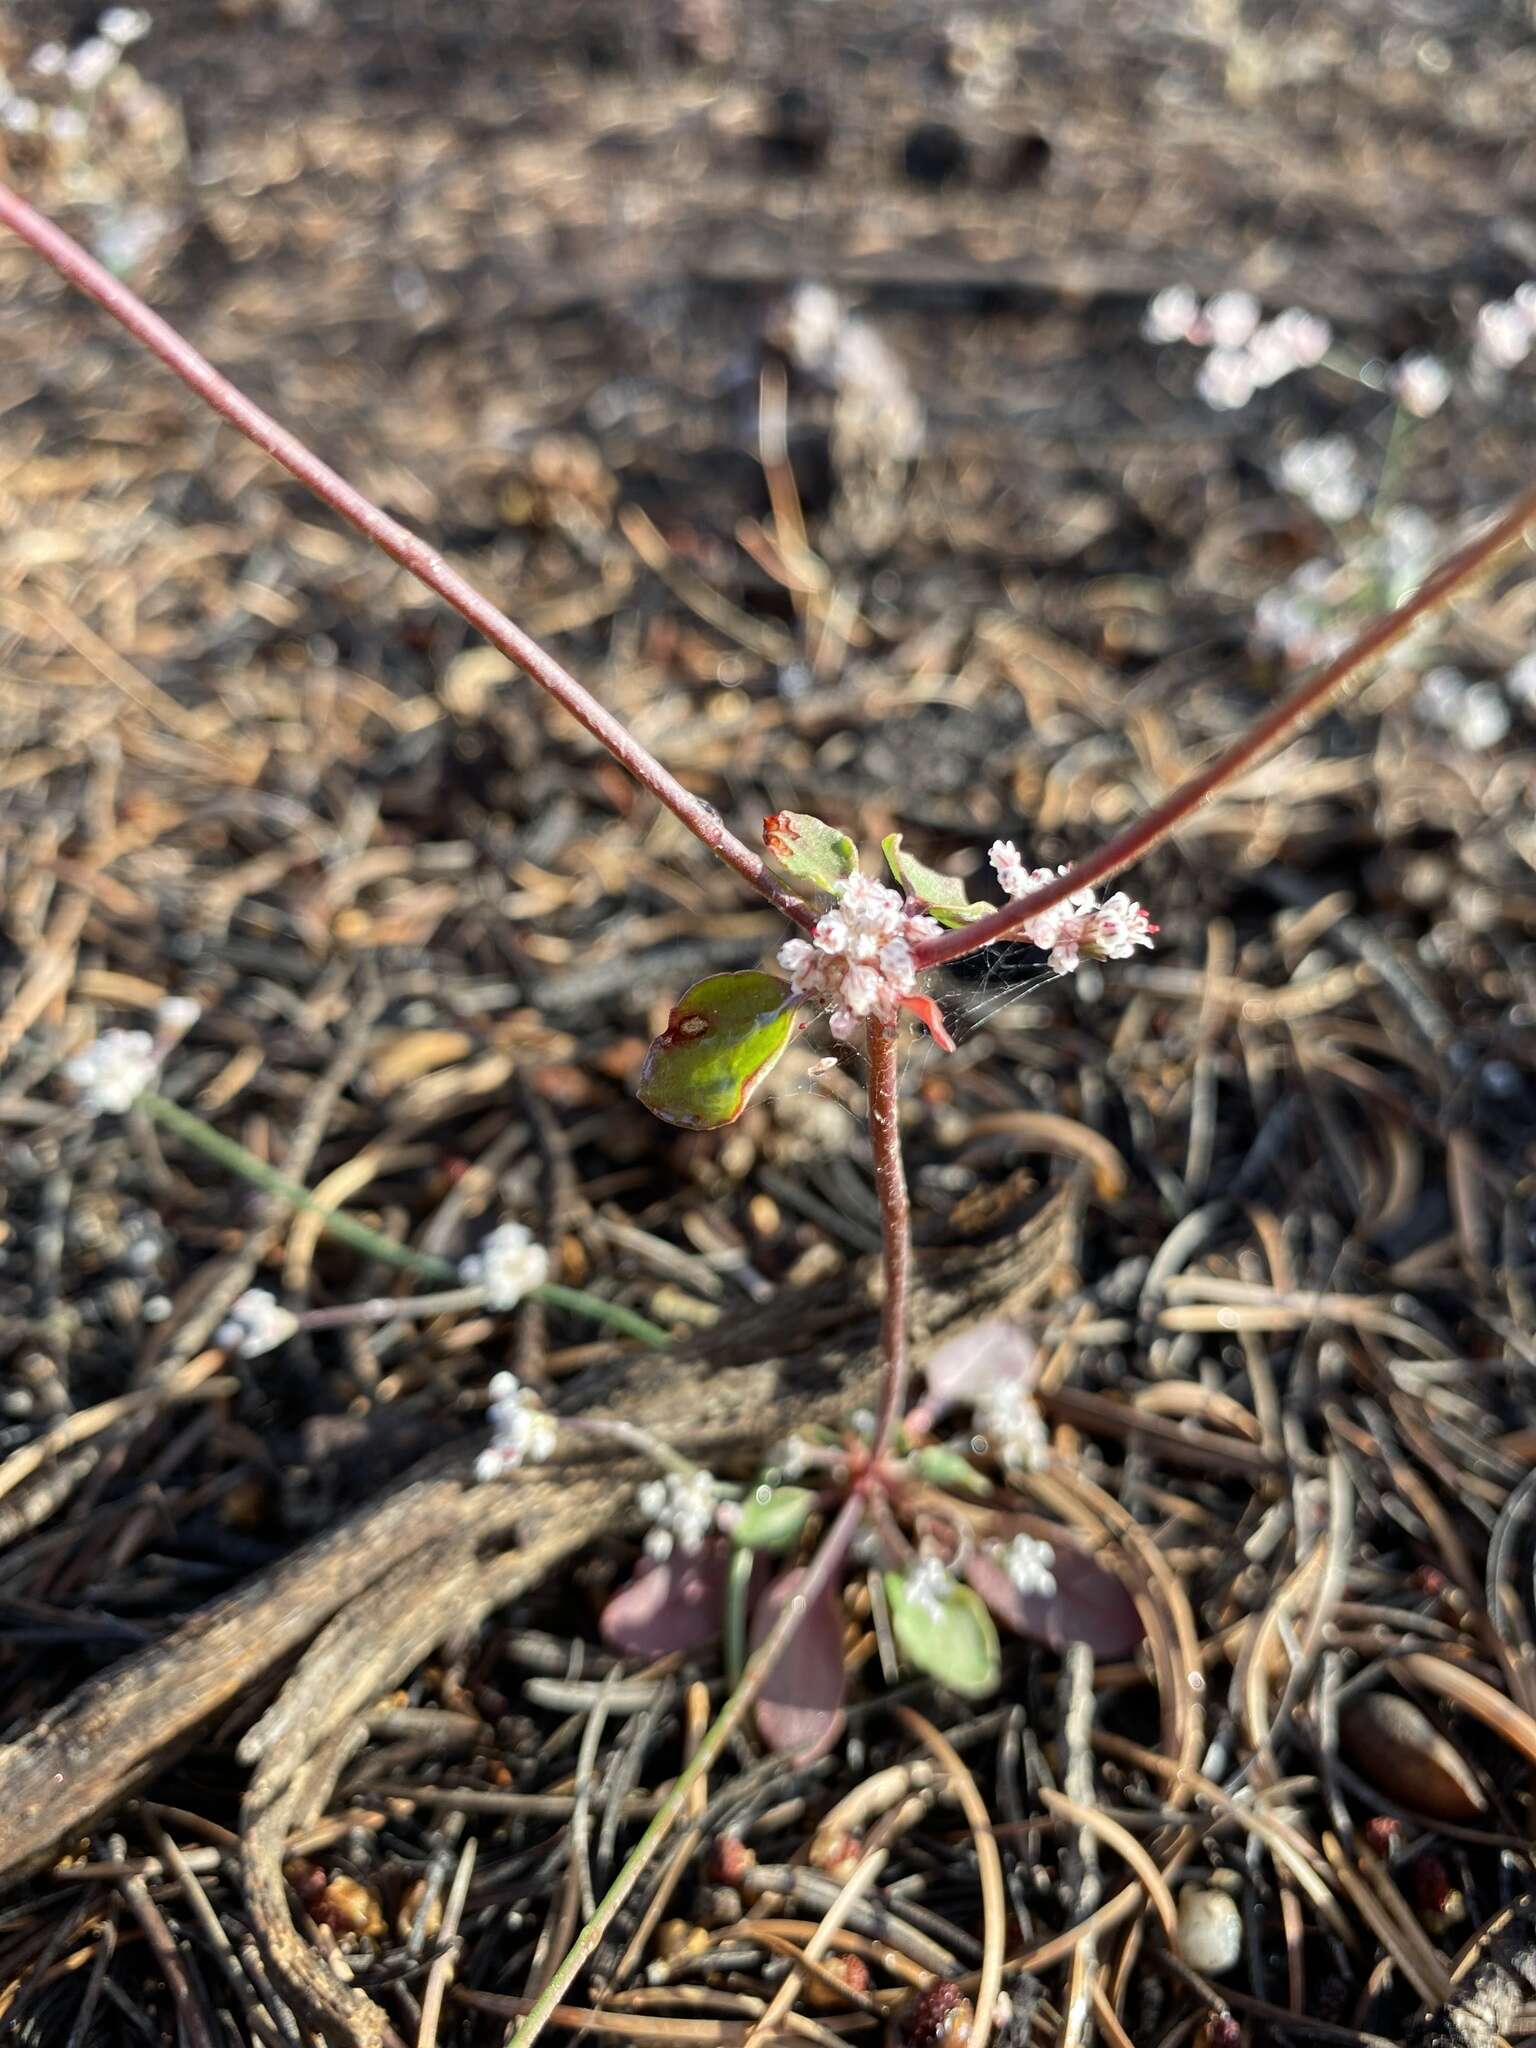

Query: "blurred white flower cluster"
left=216, top=1288, right=298, bottom=1360
left=1273, top=436, right=1367, bottom=524
left=476, top=1371, right=558, bottom=1481
left=1253, top=508, right=1440, bottom=670
left=1417, top=666, right=1520, bottom=750
left=993, top=1533, right=1058, bottom=1599
left=1142, top=287, right=1331, bottom=411
left=637, top=1468, right=720, bottom=1560
left=63, top=1027, right=158, bottom=1115
left=902, top=1554, right=957, bottom=1622
left=458, top=1221, right=549, bottom=1309
left=971, top=1373, right=1051, bottom=1471
left=986, top=849, right=1156, bottom=976
left=1472, top=285, right=1536, bottom=381
left=3, top=10, right=151, bottom=140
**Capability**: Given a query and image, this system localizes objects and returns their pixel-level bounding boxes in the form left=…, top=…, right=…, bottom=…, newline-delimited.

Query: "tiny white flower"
left=476, top=1370, right=557, bottom=1480
left=1196, top=347, right=1255, bottom=412
left=1, top=97, right=41, bottom=135
left=903, top=1554, right=956, bottom=1624
left=993, top=1533, right=1058, bottom=1599
left=1453, top=681, right=1510, bottom=750
left=48, top=106, right=87, bottom=142
left=975, top=1377, right=1050, bottom=1472
left=156, top=995, right=201, bottom=1034
left=65, top=37, right=120, bottom=91
left=29, top=41, right=67, bottom=76
left=1506, top=652, right=1536, bottom=710
left=99, top=6, right=153, bottom=46
left=1475, top=300, right=1531, bottom=371
left=459, top=1221, right=549, bottom=1310
left=215, top=1287, right=298, bottom=1359
left=1142, top=284, right=1199, bottom=345
left=1203, top=289, right=1261, bottom=349
left=636, top=1468, right=720, bottom=1558
left=1417, top=665, right=1467, bottom=729
left=986, top=847, right=1153, bottom=974
left=1267, top=306, right=1331, bottom=368
left=1392, top=352, right=1452, bottom=418
left=63, top=1028, right=158, bottom=1115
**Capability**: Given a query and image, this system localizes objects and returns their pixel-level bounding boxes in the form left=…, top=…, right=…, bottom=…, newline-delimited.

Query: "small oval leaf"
left=912, top=1446, right=994, bottom=1499
left=751, top=1568, right=847, bottom=1760
left=965, top=1541, right=1144, bottom=1658
left=922, top=1320, right=1038, bottom=1418
left=600, top=1539, right=734, bottom=1658
left=899, top=992, right=956, bottom=1053
left=763, top=812, right=858, bottom=900
left=884, top=1573, right=1001, bottom=1699
left=731, top=1484, right=817, bottom=1553
left=881, top=833, right=996, bottom=929
left=638, top=972, right=798, bottom=1131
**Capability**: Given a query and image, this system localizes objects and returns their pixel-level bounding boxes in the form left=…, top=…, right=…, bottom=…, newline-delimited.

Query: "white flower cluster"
left=1253, top=509, right=1439, bottom=671
left=772, top=283, right=925, bottom=464
left=987, top=848, right=1156, bottom=976
left=1417, top=667, right=1513, bottom=750
left=1273, top=436, right=1367, bottom=524
left=1508, top=654, right=1536, bottom=712
left=778, top=872, right=942, bottom=1041
left=458, top=1222, right=549, bottom=1309
left=63, top=1027, right=159, bottom=1115
left=973, top=1376, right=1050, bottom=1472
left=476, top=1371, right=558, bottom=1481
left=637, top=1468, right=720, bottom=1560
left=902, top=1554, right=957, bottom=1623
left=2, top=13, right=151, bottom=146
left=992, top=1533, right=1058, bottom=1600
left=216, top=1288, right=298, bottom=1360
left=1143, top=287, right=1331, bottom=412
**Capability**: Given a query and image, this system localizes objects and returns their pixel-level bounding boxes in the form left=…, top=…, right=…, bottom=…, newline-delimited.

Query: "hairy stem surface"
left=506, top=1490, right=867, bottom=2048
left=865, top=1025, right=912, bottom=1459
left=0, top=182, right=812, bottom=931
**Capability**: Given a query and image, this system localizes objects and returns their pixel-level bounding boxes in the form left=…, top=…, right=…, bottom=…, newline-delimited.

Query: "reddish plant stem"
left=914, top=480, right=1536, bottom=971
left=0, top=180, right=812, bottom=931
left=864, top=1023, right=912, bottom=1461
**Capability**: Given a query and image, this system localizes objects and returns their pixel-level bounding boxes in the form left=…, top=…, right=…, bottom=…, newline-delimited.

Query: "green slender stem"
left=1374, top=398, right=1417, bottom=518
left=534, top=1284, right=671, bottom=1349
left=141, top=1093, right=670, bottom=1346
left=507, top=1491, right=867, bottom=2048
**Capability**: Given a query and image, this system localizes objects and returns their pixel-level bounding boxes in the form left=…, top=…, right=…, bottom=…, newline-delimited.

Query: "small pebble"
left=1176, top=1886, right=1243, bottom=1976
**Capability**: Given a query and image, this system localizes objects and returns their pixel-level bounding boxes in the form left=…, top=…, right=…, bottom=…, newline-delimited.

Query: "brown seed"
left=1339, top=1692, right=1487, bottom=1822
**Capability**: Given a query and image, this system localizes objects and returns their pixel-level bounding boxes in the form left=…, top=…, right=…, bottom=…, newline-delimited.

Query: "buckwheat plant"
left=6, top=179, right=1535, bottom=2048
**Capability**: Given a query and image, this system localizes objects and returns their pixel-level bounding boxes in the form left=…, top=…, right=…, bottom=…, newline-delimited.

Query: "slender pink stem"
left=0, top=181, right=812, bottom=930
left=914, top=479, right=1536, bottom=970
left=865, top=1023, right=911, bottom=1459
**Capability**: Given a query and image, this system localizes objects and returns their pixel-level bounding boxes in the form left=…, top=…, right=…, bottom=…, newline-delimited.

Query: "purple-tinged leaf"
left=638, top=972, right=798, bottom=1131
left=966, top=1542, right=1143, bottom=1658
left=750, top=1568, right=846, bottom=1761
left=600, top=1538, right=734, bottom=1658
left=921, top=1320, right=1038, bottom=1419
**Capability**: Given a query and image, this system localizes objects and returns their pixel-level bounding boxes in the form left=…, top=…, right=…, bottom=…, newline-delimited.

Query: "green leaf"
left=763, top=812, right=858, bottom=900
left=912, top=1446, right=994, bottom=1499
left=731, top=1483, right=817, bottom=1552
left=884, top=1572, right=1002, bottom=1699
left=881, top=834, right=996, bottom=929
left=638, top=972, right=798, bottom=1131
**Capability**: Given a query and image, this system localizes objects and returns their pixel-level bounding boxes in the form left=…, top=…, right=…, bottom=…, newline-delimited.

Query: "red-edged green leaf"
left=884, top=1572, right=1001, bottom=1699
left=751, top=1568, right=847, bottom=1760
left=763, top=812, right=858, bottom=900
left=966, top=1541, right=1143, bottom=1658
left=912, top=1446, right=994, bottom=1499
left=881, top=833, right=995, bottom=929
left=638, top=972, right=798, bottom=1131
